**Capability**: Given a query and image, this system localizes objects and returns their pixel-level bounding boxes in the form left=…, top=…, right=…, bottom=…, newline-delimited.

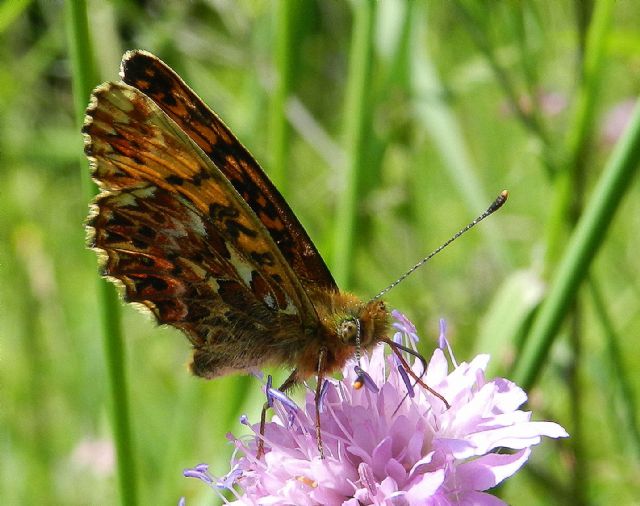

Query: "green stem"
left=98, top=281, right=138, bottom=506
left=268, top=0, right=296, bottom=192
left=567, top=306, right=588, bottom=506
left=0, top=0, right=30, bottom=34
left=545, top=0, right=614, bottom=270
left=589, top=279, right=640, bottom=461
left=332, top=0, right=375, bottom=288
left=66, top=1, right=139, bottom=504
left=512, top=98, right=640, bottom=390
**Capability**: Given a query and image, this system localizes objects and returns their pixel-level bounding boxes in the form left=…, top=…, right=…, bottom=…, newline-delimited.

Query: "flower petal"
left=454, top=448, right=532, bottom=490
left=404, top=467, right=445, bottom=502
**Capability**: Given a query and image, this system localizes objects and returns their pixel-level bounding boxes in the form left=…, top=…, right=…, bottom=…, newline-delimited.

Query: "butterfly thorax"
left=292, top=290, right=390, bottom=378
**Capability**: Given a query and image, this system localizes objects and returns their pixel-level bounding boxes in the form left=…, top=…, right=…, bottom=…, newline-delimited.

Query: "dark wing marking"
left=119, top=49, right=337, bottom=292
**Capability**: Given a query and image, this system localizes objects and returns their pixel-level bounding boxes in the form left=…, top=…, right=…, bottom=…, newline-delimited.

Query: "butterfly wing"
left=84, top=81, right=318, bottom=375
left=119, top=50, right=337, bottom=292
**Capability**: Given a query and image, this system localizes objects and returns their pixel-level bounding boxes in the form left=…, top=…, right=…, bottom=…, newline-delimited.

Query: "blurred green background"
left=2, top=0, right=639, bottom=504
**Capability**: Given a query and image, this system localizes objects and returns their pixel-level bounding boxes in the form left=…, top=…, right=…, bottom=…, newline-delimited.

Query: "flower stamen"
left=353, top=365, right=379, bottom=393
left=383, top=337, right=450, bottom=409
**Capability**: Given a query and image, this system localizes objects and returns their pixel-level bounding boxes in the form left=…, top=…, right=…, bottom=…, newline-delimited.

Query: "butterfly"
left=84, top=50, right=409, bottom=457
left=84, top=49, right=509, bottom=458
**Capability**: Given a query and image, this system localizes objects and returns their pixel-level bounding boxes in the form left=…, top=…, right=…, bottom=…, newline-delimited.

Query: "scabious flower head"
left=184, top=312, right=568, bottom=505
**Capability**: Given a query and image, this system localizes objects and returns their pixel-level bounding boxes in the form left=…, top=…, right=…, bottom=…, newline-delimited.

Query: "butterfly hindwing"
left=119, top=50, right=337, bottom=292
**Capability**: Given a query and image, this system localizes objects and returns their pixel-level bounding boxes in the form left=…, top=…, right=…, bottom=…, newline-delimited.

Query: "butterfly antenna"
left=370, top=190, right=508, bottom=302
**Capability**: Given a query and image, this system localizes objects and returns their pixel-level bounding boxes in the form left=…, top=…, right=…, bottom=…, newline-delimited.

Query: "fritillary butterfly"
left=83, top=50, right=391, bottom=456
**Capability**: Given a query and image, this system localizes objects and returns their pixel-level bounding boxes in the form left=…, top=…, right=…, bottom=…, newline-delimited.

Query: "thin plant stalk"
left=66, top=1, right=139, bottom=504
left=589, top=279, right=640, bottom=461
left=332, top=0, right=375, bottom=288
left=545, top=0, right=615, bottom=269
left=268, top=0, right=295, bottom=193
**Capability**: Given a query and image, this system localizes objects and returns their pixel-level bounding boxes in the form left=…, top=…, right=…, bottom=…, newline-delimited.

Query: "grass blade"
left=66, top=1, right=139, bottom=504
left=268, top=1, right=297, bottom=192
left=332, top=0, right=375, bottom=288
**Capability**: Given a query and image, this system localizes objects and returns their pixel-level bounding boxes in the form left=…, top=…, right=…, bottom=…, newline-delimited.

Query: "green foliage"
left=1, top=1, right=639, bottom=504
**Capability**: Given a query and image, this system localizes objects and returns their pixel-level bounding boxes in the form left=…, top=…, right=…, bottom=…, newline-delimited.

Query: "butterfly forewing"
left=119, top=50, right=337, bottom=292
left=84, top=81, right=320, bottom=374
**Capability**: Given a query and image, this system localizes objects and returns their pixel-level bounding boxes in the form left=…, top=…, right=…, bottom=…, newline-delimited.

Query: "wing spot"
left=225, top=219, right=257, bottom=240
left=166, top=174, right=184, bottom=185
left=132, top=275, right=169, bottom=292
left=250, top=251, right=275, bottom=267
left=191, top=168, right=211, bottom=186
left=107, top=213, right=134, bottom=227
left=138, top=225, right=156, bottom=238
left=209, top=203, right=257, bottom=239
left=209, top=202, right=238, bottom=220
left=132, top=237, right=148, bottom=249
left=104, top=230, right=127, bottom=245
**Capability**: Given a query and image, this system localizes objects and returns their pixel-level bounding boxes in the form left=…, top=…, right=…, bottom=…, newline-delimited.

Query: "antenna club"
left=488, top=190, right=509, bottom=213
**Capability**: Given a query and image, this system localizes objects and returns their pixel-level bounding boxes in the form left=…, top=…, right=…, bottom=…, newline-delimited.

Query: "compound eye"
left=339, top=319, right=358, bottom=343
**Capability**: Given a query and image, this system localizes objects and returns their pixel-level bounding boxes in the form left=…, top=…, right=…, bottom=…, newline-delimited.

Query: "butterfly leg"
left=257, top=369, right=300, bottom=459
left=315, top=346, right=328, bottom=459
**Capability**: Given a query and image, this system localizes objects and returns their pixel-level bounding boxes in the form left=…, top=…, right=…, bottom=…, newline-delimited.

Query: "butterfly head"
left=332, top=299, right=388, bottom=390
left=336, top=299, right=388, bottom=350
left=338, top=318, right=358, bottom=343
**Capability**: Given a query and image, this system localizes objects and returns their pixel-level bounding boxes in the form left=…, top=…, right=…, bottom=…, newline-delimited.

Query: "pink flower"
left=184, top=313, right=568, bottom=505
